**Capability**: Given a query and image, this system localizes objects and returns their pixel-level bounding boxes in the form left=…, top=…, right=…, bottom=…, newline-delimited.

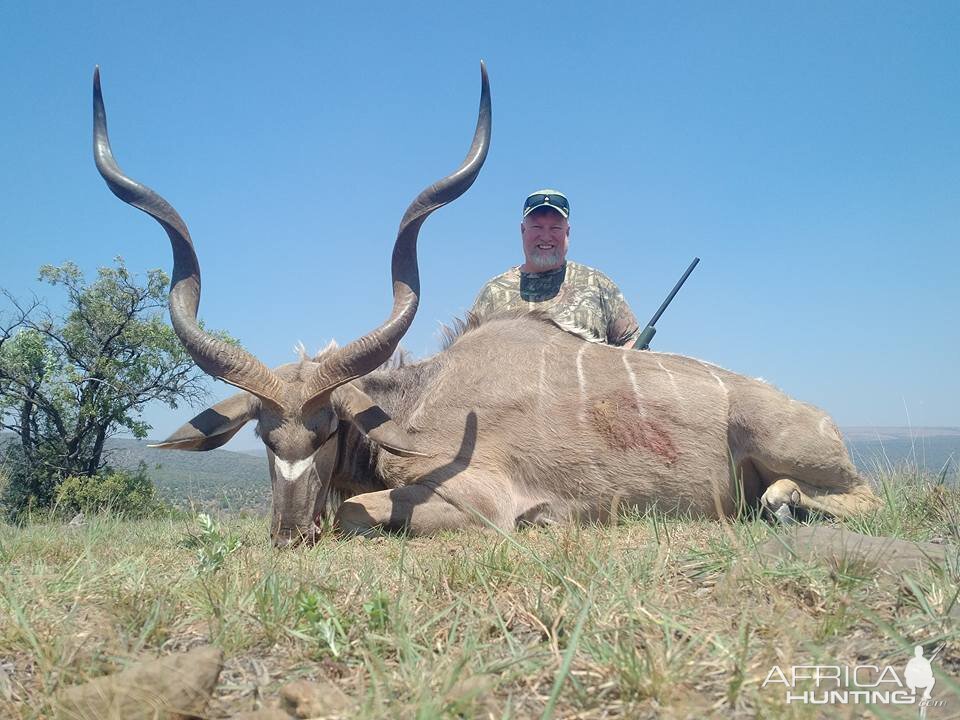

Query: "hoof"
left=772, top=503, right=797, bottom=525
left=761, top=483, right=804, bottom=525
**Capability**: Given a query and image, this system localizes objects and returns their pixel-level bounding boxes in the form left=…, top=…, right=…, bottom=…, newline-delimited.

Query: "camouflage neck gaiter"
left=519, top=263, right=567, bottom=302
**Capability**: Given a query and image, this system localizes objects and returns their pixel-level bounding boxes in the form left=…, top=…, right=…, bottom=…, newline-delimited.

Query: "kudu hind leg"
left=749, top=422, right=881, bottom=522
left=737, top=393, right=880, bottom=521
left=335, top=476, right=514, bottom=537
left=760, top=475, right=880, bottom=523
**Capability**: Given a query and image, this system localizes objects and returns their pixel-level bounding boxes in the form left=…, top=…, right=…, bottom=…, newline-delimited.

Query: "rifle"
left=632, top=257, right=700, bottom=350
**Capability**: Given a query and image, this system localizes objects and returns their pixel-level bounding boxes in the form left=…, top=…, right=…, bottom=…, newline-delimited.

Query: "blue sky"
left=1, top=1, right=957, bottom=450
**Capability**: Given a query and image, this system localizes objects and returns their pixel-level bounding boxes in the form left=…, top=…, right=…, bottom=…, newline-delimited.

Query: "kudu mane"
left=440, top=309, right=594, bottom=350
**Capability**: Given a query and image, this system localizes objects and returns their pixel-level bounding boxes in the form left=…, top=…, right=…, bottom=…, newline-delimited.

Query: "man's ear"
left=330, top=384, right=430, bottom=458
left=149, top=392, right=259, bottom=451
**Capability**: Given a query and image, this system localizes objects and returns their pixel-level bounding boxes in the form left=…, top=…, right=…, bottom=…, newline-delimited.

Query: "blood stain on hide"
left=589, top=392, right=679, bottom=464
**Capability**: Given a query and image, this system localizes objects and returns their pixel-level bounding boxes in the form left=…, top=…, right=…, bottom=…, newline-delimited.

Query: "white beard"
left=527, top=249, right=563, bottom=270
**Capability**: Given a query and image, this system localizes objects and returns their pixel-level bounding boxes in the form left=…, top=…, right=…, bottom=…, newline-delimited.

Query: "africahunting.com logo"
left=762, top=646, right=945, bottom=717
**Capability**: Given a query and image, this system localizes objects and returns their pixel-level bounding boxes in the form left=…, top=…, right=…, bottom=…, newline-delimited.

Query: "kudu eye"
left=256, top=431, right=278, bottom=456
left=309, top=414, right=339, bottom=448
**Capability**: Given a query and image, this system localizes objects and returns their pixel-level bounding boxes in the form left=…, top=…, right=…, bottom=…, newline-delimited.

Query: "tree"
left=0, top=258, right=213, bottom=512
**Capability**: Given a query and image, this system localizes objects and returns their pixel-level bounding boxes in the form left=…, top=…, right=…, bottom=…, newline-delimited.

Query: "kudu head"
left=92, top=65, right=491, bottom=546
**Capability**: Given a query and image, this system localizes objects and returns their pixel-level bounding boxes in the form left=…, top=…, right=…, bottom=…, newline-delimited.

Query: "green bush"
left=0, top=462, right=9, bottom=518
left=55, top=465, right=167, bottom=518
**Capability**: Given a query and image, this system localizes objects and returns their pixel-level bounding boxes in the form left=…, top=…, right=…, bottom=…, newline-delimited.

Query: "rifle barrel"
left=646, top=257, right=700, bottom=328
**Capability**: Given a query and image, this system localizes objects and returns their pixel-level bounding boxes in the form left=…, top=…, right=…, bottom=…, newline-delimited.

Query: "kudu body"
left=93, top=67, right=878, bottom=545
left=330, top=313, right=879, bottom=534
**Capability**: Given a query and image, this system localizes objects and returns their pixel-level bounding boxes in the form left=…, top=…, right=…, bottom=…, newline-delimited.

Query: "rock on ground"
left=280, top=679, right=351, bottom=718
left=231, top=710, right=293, bottom=720
left=55, top=645, right=223, bottom=720
left=755, top=526, right=950, bottom=574
left=229, top=679, right=352, bottom=720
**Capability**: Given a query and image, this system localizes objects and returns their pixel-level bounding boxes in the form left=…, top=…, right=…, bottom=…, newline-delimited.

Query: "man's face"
left=520, top=208, right=569, bottom=271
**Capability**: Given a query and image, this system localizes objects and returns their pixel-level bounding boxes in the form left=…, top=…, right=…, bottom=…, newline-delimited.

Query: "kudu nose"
left=272, top=534, right=296, bottom=549
left=271, top=524, right=319, bottom=549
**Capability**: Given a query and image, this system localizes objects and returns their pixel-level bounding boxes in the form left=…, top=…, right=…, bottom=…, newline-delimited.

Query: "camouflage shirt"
left=470, top=260, right=641, bottom=346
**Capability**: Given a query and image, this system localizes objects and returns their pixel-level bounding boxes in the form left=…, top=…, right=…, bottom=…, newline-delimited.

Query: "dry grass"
left=1, top=473, right=958, bottom=719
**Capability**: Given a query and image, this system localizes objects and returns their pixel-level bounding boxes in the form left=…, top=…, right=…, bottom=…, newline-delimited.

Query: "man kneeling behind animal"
left=471, top=189, right=642, bottom=347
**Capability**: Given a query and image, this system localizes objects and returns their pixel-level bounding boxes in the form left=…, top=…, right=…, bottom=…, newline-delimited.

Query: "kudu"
left=93, top=66, right=879, bottom=546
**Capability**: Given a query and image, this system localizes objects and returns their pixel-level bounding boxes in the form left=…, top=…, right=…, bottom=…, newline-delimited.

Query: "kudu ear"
left=330, top=384, right=430, bottom=458
left=149, top=392, right=259, bottom=451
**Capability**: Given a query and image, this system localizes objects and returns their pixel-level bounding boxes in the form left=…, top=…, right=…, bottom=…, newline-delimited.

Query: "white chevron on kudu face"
left=273, top=453, right=317, bottom=483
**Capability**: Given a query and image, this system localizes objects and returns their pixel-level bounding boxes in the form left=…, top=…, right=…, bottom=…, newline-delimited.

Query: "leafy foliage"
left=54, top=464, right=166, bottom=518
left=0, top=259, right=213, bottom=515
left=362, top=590, right=392, bottom=632
left=187, top=512, right=243, bottom=575
left=295, top=589, right=350, bottom=659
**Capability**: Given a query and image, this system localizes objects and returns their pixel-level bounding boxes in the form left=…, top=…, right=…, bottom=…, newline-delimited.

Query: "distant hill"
left=842, top=426, right=960, bottom=441
left=0, top=434, right=270, bottom=513
left=104, top=438, right=271, bottom=512
left=842, top=427, right=959, bottom=480
left=3, top=427, right=957, bottom=513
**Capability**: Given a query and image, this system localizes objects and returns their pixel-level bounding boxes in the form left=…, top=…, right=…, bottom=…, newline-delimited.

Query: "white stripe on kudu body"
left=708, top=369, right=728, bottom=400
left=576, top=344, right=588, bottom=395
left=657, top=359, right=682, bottom=400
left=621, top=353, right=646, bottom=416
left=538, top=347, right=547, bottom=401
left=818, top=416, right=833, bottom=437
left=575, top=343, right=589, bottom=423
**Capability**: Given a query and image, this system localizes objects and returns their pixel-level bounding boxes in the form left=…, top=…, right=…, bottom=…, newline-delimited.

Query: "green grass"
left=0, top=471, right=958, bottom=719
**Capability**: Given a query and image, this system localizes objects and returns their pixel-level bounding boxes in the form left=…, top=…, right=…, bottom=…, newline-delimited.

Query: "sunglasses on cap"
left=523, top=192, right=569, bottom=218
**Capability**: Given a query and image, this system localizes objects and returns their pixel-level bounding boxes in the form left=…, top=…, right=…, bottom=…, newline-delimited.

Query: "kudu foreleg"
left=335, top=475, right=514, bottom=536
